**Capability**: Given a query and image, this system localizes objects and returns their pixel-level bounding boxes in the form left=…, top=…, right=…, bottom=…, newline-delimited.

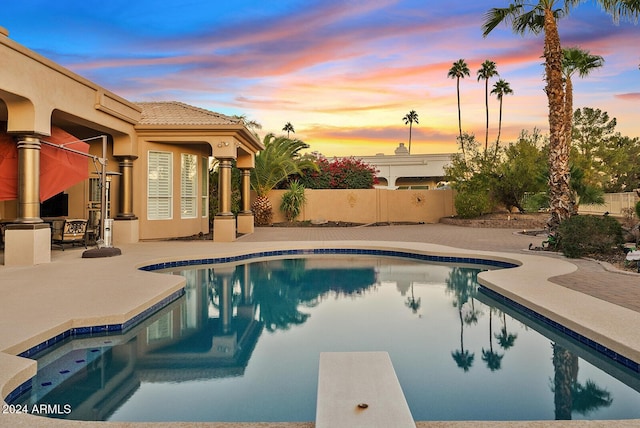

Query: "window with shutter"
left=148, top=151, right=173, bottom=220
left=181, top=153, right=198, bottom=219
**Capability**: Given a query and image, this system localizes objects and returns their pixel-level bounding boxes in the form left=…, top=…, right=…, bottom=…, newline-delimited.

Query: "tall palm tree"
left=282, top=122, right=295, bottom=138
left=448, top=59, right=471, bottom=158
left=251, top=133, right=315, bottom=226
left=477, top=60, right=499, bottom=155
left=402, top=110, right=419, bottom=154
left=562, top=47, right=604, bottom=147
left=482, top=0, right=639, bottom=231
left=490, top=78, right=514, bottom=158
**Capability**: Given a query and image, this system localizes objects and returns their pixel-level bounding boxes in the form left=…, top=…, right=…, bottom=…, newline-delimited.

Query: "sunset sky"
left=3, top=1, right=639, bottom=156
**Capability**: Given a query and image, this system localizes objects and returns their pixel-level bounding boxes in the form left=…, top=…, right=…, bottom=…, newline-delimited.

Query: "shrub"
left=454, top=189, right=492, bottom=219
left=280, top=180, right=306, bottom=222
left=296, top=155, right=378, bottom=189
left=522, top=192, right=549, bottom=212
left=558, top=215, right=624, bottom=258
left=636, top=200, right=640, bottom=220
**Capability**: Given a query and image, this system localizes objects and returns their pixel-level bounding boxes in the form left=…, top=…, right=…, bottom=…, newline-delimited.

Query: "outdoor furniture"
left=52, top=219, right=88, bottom=250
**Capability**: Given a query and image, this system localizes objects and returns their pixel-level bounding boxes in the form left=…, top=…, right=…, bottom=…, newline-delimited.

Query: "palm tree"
left=282, top=122, right=295, bottom=138
left=233, top=114, right=263, bottom=138
left=448, top=59, right=471, bottom=158
left=402, top=110, right=419, bottom=154
left=477, top=60, right=499, bottom=155
left=490, top=78, right=514, bottom=158
left=251, top=133, right=315, bottom=226
left=482, top=0, right=639, bottom=231
left=562, top=47, right=604, bottom=148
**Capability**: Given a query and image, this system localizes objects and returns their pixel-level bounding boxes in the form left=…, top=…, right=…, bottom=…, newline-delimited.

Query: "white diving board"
left=316, top=352, right=416, bottom=428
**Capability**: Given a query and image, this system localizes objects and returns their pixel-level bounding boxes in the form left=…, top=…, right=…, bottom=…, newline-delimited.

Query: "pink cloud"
left=615, top=93, right=640, bottom=101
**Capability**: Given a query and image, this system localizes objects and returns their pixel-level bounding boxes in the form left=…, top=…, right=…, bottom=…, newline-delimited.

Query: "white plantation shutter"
left=201, top=156, right=209, bottom=217
left=181, top=154, right=198, bottom=218
left=148, top=151, right=173, bottom=220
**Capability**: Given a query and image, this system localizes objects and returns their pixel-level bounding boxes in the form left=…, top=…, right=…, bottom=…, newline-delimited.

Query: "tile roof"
left=135, top=101, right=241, bottom=126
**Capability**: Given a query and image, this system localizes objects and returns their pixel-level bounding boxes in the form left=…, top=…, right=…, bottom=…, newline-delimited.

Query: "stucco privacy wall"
left=262, top=188, right=456, bottom=224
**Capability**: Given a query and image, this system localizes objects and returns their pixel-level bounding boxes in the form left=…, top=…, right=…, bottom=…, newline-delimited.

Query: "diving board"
left=316, top=352, right=416, bottom=428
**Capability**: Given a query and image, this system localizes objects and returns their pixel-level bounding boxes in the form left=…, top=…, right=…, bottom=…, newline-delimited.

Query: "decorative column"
left=236, top=168, right=254, bottom=234
left=5, top=136, right=51, bottom=265
left=217, top=158, right=233, bottom=216
left=115, top=156, right=137, bottom=220
left=213, top=158, right=236, bottom=242
left=16, top=136, right=43, bottom=223
left=113, top=155, right=139, bottom=244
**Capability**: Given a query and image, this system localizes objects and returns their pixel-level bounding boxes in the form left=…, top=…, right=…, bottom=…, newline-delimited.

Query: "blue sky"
left=3, top=1, right=639, bottom=156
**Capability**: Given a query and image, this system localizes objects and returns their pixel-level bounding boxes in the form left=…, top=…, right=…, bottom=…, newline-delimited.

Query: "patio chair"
left=52, top=219, right=88, bottom=250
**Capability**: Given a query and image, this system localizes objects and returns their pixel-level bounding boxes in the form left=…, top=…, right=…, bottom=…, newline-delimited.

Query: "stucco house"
left=357, top=143, right=453, bottom=189
left=0, top=27, right=263, bottom=266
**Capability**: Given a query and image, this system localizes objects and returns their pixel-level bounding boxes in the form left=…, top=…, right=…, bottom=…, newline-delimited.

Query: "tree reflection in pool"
left=13, top=256, right=640, bottom=422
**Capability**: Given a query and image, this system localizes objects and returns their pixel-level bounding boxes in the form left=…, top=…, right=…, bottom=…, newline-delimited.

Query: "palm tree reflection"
left=405, top=282, right=422, bottom=315
left=452, top=306, right=475, bottom=372
left=495, top=312, right=517, bottom=351
left=481, top=309, right=504, bottom=371
left=249, top=259, right=377, bottom=332
left=551, top=344, right=613, bottom=420
left=446, top=267, right=482, bottom=372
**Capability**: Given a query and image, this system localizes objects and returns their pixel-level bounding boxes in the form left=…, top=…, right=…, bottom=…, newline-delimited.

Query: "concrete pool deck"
left=1, top=223, right=639, bottom=428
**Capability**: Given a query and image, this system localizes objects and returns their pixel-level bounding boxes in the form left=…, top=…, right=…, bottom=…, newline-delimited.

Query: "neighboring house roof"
left=135, top=101, right=241, bottom=126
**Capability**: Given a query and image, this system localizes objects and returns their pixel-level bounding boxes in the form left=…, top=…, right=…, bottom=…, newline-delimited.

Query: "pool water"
left=13, top=256, right=640, bottom=421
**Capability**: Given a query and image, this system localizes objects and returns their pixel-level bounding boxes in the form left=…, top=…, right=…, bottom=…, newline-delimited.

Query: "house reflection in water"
left=20, top=258, right=380, bottom=421
left=21, top=264, right=264, bottom=421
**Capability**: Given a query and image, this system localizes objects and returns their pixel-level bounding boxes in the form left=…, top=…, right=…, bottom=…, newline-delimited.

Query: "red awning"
left=0, top=124, right=90, bottom=202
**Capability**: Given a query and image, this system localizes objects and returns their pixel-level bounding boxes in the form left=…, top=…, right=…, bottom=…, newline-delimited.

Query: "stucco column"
left=115, top=155, right=138, bottom=219
left=213, top=158, right=236, bottom=242
left=112, top=155, right=139, bottom=244
left=217, top=158, right=233, bottom=216
left=16, top=136, right=42, bottom=223
left=237, top=167, right=254, bottom=234
left=4, top=135, right=51, bottom=265
left=239, top=168, right=251, bottom=214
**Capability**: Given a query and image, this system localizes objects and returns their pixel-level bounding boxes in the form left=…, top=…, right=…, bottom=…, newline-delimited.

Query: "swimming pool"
left=9, top=255, right=640, bottom=422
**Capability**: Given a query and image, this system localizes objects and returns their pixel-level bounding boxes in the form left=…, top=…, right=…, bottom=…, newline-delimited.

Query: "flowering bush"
left=296, top=154, right=378, bottom=189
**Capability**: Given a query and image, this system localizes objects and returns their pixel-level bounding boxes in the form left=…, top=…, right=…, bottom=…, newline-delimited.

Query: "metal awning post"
left=40, top=133, right=121, bottom=257
left=99, top=135, right=108, bottom=246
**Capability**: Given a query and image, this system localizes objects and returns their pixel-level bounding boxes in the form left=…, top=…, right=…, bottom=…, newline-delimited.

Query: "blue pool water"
left=11, top=255, right=640, bottom=422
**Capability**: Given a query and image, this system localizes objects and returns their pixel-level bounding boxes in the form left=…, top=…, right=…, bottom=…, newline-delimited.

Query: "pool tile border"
left=5, top=289, right=184, bottom=404
left=139, top=248, right=519, bottom=272
left=479, top=286, right=640, bottom=374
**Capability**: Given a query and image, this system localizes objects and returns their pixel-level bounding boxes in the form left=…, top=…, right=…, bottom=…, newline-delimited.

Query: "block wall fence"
left=255, top=188, right=456, bottom=224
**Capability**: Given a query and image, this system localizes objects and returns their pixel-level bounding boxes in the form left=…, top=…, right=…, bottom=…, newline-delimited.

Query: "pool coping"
left=1, top=239, right=639, bottom=427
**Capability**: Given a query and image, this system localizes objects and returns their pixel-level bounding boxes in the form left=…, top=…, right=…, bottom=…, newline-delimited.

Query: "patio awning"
left=0, top=124, right=90, bottom=202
